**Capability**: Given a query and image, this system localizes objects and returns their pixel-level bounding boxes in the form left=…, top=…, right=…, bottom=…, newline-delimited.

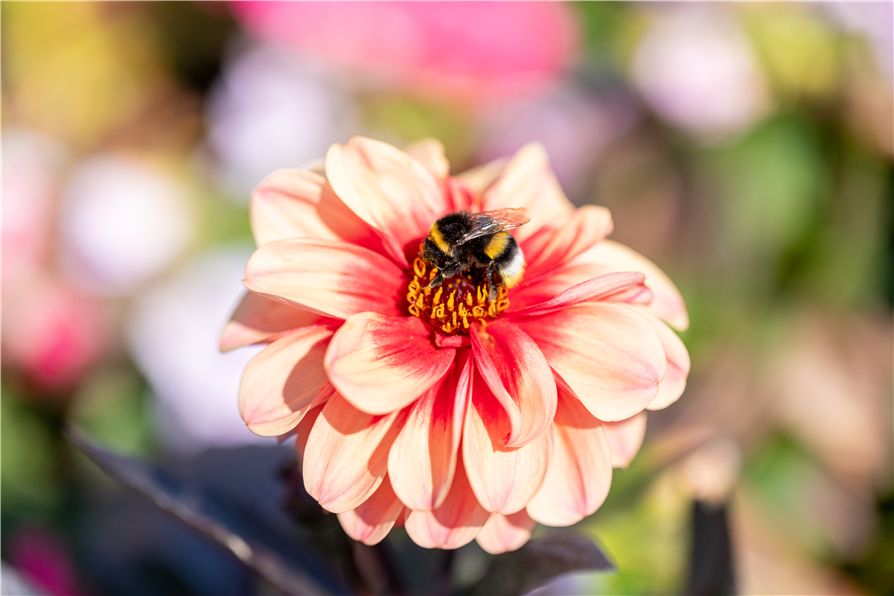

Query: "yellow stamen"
left=405, top=254, right=511, bottom=336
left=413, top=258, right=426, bottom=279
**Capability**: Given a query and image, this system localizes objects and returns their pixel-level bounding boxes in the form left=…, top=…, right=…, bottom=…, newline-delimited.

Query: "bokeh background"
left=2, top=2, right=892, bottom=595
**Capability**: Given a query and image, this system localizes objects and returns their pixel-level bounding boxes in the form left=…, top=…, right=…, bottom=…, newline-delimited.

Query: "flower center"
left=406, top=256, right=509, bottom=335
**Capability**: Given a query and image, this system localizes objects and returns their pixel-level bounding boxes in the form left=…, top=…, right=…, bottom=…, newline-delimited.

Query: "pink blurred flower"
left=231, top=2, right=579, bottom=104
left=1, top=129, right=68, bottom=281
left=8, top=526, right=81, bottom=596
left=1, top=130, right=111, bottom=391
left=2, top=270, right=110, bottom=391
left=224, top=137, right=689, bottom=551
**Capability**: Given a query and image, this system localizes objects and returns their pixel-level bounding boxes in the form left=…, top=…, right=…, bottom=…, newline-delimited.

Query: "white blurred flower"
left=59, top=155, right=194, bottom=296
left=478, top=85, right=639, bottom=194
left=632, top=8, right=769, bottom=142
left=206, top=44, right=355, bottom=199
left=127, top=245, right=271, bottom=454
left=1, top=129, right=68, bottom=279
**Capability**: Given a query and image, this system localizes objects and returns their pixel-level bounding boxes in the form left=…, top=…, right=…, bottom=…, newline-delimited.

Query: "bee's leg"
left=485, top=265, right=501, bottom=302
left=429, top=261, right=462, bottom=288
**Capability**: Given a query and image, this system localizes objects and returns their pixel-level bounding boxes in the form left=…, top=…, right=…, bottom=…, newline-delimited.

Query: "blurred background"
left=1, top=2, right=891, bottom=595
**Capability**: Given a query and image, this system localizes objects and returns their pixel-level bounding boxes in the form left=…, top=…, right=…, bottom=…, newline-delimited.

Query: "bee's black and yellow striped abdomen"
left=483, top=231, right=510, bottom=260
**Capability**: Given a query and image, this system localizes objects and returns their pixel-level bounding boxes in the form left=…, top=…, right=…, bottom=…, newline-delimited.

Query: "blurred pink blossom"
left=632, top=7, right=768, bottom=142
left=8, top=526, right=82, bottom=596
left=1, top=129, right=68, bottom=280
left=2, top=271, right=110, bottom=391
left=231, top=1, right=580, bottom=103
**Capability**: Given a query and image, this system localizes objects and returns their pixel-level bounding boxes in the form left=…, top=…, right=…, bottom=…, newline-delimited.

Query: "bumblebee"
left=422, top=208, right=530, bottom=301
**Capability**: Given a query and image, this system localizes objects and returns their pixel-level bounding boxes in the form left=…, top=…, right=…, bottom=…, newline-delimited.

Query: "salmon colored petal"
left=221, top=291, right=330, bottom=352
left=404, top=459, right=489, bottom=549
left=515, top=303, right=666, bottom=421
left=337, top=477, right=404, bottom=546
left=238, top=325, right=335, bottom=436
left=481, top=143, right=574, bottom=242
left=405, top=138, right=450, bottom=180
left=575, top=239, right=689, bottom=331
left=470, top=321, right=556, bottom=448
left=326, top=136, right=446, bottom=263
left=643, top=313, right=690, bottom=410
left=243, top=238, right=404, bottom=319
left=325, top=313, right=456, bottom=415
left=444, top=177, right=480, bottom=212
left=455, top=157, right=507, bottom=197
left=462, top=376, right=553, bottom=514
left=526, top=392, right=613, bottom=527
left=475, top=511, right=536, bottom=555
left=509, top=271, right=649, bottom=317
left=296, top=401, right=325, bottom=461
left=508, top=263, right=605, bottom=311
left=521, top=205, right=614, bottom=279
left=603, top=412, right=647, bottom=468
left=249, top=169, right=383, bottom=254
left=388, top=351, right=472, bottom=511
left=303, top=393, right=408, bottom=513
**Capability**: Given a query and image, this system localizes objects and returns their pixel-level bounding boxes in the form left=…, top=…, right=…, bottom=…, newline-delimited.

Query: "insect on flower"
left=224, top=137, right=691, bottom=553
left=423, top=208, right=530, bottom=302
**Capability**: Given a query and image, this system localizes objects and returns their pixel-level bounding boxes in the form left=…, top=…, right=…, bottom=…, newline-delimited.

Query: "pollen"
left=406, top=256, right=510, bottom=335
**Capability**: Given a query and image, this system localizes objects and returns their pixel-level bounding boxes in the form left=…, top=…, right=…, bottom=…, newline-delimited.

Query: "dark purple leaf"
left=466, top=533, right=615, bottom=596
left=66, top=425, right=349, bottom=596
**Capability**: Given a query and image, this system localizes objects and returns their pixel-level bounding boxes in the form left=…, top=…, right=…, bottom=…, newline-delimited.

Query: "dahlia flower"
left=222, top=137, right=690, bottom=553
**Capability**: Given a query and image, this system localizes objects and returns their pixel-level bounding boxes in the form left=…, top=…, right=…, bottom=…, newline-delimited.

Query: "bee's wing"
left=457, top=208, right=531, bottom=245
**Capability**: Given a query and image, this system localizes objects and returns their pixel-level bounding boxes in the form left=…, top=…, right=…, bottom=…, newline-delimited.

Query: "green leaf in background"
left=707, top=115, right=828, bottom=292
left=575, top=0, right=639, bottom=54
left=1, top=387, right=64, bottom=517
left=583, top=472, right=689, bottom=595
left=799, top=146, right=891, bottom=309
left=69, top=366, right=155, bottom=457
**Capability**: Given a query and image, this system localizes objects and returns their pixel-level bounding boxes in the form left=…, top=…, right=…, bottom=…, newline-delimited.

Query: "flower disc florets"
left=406, top=255, right=509, bottom=335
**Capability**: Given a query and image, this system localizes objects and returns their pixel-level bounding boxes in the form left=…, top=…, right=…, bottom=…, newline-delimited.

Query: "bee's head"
left=422, top=235, right=451, bottom=270
left=424, top=220, right=455, bottom=263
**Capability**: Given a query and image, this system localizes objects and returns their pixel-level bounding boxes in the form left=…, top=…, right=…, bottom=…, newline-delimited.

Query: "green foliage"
left=1, top=387, right=63, bottom=518
left=708, top=115, right=828, bottom=282
left=69, top=366, right=155, bottom=457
